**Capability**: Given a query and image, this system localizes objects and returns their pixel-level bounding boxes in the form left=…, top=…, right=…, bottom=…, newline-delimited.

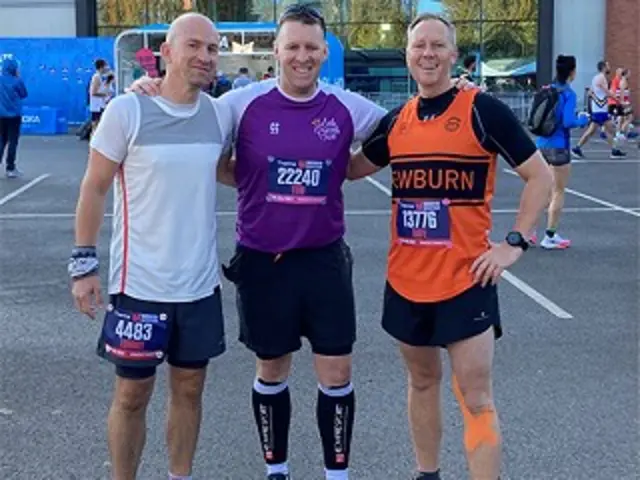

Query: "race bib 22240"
left=396, top=199, right=452, bottom=246
left=266, top=157, right=330, bottom=205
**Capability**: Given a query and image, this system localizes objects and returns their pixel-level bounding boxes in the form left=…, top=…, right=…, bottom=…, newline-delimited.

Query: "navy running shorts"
left=96, top=287, right=225, bottom=377
left=590, top=112, right=610, bottom=126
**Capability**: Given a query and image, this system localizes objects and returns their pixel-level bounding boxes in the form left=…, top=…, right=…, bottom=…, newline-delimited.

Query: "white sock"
left=169, top=474, right=192, bottom=480
left=267, top=462, right=289, bottom=476
left=325, top=468, right=348, bottom=480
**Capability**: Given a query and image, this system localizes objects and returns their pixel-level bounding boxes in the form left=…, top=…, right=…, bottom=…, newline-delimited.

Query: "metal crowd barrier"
left=356, top=90, right=536, bottom=124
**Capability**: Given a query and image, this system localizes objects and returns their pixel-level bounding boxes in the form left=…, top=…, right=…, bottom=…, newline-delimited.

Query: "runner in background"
left=617, top=69, right=637, bottom=139
left=88, top=59, right=109, bottom=137
left=572, top=61, right=626, bottom=159
left=532, top=55, right=589, bottom=250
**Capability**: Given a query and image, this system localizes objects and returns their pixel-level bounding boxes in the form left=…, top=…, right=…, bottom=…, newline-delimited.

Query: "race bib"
left=266, top=157, right=330, bottom=205
left=102, top=306, right=170, bottom=365
left=396, top=199, right=452, bottom=246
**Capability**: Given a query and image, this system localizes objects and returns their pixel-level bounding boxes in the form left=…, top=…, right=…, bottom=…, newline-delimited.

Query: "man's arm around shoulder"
left=346, top=107, right=398, bottom=181
left=216, top=151, right=236, bottom=188
left=347, top=149, right=382, bottom=181
left=210, top=95, right=237, bottom=188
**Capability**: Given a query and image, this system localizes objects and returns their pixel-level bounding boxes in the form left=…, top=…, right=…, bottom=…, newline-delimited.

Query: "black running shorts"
left=96, top=287, right=225, bottom=377
left=224, top=238, right=356, bottom=359
left=381, top=282, right=502, bottom=347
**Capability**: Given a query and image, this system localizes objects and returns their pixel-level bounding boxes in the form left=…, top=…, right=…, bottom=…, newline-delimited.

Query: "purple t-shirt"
left=219, top=79, right=386, bottom=253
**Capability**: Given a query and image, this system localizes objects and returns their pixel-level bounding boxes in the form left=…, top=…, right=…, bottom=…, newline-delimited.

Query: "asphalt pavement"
left=0, top=132, right=638, bottom=479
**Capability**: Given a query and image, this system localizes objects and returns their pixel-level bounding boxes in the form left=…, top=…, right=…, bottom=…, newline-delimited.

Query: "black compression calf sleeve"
left=317, top=382, right=355, bottom=471
left=251, top=378, right=291, bottom=465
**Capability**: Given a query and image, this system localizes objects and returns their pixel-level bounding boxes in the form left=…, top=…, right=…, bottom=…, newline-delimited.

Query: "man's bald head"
left=166, top=12, right=216, bottom=45
left=160, top=12, right=220, bottom=91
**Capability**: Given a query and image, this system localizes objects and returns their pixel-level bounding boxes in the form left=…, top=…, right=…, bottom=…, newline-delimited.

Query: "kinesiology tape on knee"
left=452, top=376, right=499, bottom=453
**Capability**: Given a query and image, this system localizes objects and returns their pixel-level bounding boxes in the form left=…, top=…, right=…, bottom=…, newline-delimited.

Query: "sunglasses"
left=279, top=3, right=326, bottom=29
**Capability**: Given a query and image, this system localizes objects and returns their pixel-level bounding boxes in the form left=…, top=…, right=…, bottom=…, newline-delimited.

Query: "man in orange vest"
left=347, top=13, right=552, bottom=480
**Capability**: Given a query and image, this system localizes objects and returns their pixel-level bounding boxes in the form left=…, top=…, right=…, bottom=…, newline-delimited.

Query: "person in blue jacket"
left=0, top=57, right=28, bottom=178
left=533, top=55, right=589, bottom=250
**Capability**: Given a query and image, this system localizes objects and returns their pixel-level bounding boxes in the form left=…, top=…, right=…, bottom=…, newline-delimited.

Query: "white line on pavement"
left=572, top=159, right=640, bottom=164
left=3, top=206, right=640, bottom=220
left=501, top=271, right=573, bottom=319
left=502, top=168, right=640, bottom=219
left=365, top=176, right=392, bottom=196
left=0, top=174, right=50, bottom=207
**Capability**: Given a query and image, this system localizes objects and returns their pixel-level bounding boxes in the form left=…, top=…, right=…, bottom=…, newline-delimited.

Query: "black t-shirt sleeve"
left=472, top=93, right=537, bottom=168
left=361, top=105, right=402, bottom=168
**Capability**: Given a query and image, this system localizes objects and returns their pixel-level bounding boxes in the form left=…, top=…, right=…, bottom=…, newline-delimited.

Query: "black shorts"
left=96, top=287, right=225, bottom=378
left=223, top=239, right=356, bottom=359
left=608, top=104, right=624, bottom=117
left=381, top=282, right=502, bottom=347
left=541, top=148, right=571, bottom=166
left=91, top=111, right=103, bottom=122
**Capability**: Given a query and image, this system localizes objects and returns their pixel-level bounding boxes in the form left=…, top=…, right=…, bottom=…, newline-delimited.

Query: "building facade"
left=0, top=0, right=77, bottom=37
left=605, top=0, right=639, bottom=112
left=546, top=0, right=638, bottom=110
left=0, top=0, right=636, bottom=114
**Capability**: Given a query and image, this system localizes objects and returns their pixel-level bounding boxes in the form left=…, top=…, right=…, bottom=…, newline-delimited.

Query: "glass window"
left=242, top=30, right=277, bottom=52
left=218, top=31, right=244, bottom=53
left=98, top=0, right=255, bottom=34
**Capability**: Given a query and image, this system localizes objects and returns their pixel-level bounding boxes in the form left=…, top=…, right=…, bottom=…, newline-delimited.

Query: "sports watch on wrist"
left=505, top=231, right=529, bottom=251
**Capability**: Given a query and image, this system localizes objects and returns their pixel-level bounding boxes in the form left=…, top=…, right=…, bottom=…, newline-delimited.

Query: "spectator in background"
left=0, top=56, right=28, bottom=178
left=232, top=67, right=253, bottom=89
left=213, top=72, right=232, bottom=97
left=460, top=54, right=477, bottom=82
left=262, top=66, right=275, bottom=80
left=88, top=59, right=109, bottom=136
left=103, top=72, right=116, bottom=107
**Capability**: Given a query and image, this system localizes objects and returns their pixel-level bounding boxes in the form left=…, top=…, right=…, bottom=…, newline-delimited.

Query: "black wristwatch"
left=505, top=231, right=529, bottom=251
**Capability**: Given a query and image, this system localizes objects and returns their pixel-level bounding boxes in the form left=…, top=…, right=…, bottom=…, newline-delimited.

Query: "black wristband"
left=71, top=246, right=97, bottom=258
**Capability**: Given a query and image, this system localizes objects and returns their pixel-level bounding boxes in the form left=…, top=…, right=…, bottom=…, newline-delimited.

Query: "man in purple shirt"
left=132, top=5, right=385, bottom=480
left=218, top=7, right=385, bottom=480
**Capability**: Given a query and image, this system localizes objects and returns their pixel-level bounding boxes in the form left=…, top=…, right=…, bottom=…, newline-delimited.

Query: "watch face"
left=507, top=232, right=523, bottom=245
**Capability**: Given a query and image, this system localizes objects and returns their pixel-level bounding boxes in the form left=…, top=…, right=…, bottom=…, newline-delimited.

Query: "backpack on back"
left=528, top=85, right=564, bottom=137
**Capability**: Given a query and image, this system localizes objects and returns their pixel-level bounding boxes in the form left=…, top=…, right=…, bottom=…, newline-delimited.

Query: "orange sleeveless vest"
left=386, top=89, right=498, bottom=303
left=609, top=76, right=621, bottom=105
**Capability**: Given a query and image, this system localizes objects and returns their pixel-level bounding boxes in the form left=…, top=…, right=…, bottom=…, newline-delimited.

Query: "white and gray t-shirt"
left=90, top=92, right=232, bottom=303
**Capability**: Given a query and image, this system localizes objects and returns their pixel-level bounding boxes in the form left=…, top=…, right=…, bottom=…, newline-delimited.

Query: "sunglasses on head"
left=279, top=3, right=325, bottom=24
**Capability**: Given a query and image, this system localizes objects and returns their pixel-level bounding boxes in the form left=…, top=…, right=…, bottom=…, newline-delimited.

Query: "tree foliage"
left=347, top=0, right=409, bottom=48
left=441, top=0, right=537, bottom=58
left=99, top=0, right=185, bottom=26
left=98, top=0, right=251, bottom=30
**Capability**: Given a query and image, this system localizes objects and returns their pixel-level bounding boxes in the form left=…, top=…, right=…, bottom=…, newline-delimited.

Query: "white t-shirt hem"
left=107, top=283, right=221, bottom=304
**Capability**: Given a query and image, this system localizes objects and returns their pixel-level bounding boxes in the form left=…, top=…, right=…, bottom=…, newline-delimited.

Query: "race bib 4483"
left=266, top=157, right=330, bottom=205
left=102, top=306, right=170, bottom=362
left=396, top=199, right=452, bottom=246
